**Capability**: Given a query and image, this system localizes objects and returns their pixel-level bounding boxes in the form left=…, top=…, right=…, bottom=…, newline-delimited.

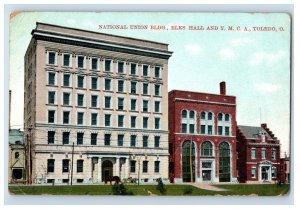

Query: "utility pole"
left=190, top=139, right=193, bottom=182
left=70, top=142, right=75, bottom=186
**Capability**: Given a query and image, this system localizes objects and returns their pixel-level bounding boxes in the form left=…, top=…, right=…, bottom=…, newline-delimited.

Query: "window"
left=225, top=127, right=230, bottom=136
left=251, top=149, right=256, bottom=159
left=105, top=59, right=111, bottom=72
left=143, top=100, right=149, bottom=112
left=48, top=110, right=55, bottom=123
left=91, top=133, right=97, bottom=145
left=154, top=85, right=160, bottom=96
left=143, top=117, right=148, bottom=129
left=201, top=112, right=206, bottom=120
left=131, top=99, right=137, bottom=111
left=131, top=63, right=137, bottom=75
left=63, top=74, right=70, bottom=87
left=63, top=111, right=70, bottom=124
left=91, top=95, right=98, bottom=108
left=47, top=159, right=55, bottom=173
left=143, top=83, right=149, bottom=95
left=118, top=134, right=124, bottom=146
left=131, top=81, right=137, bottom=94
left=208, top=112, right=213, bottom=120
left=143, top=65, right=149, bottom=76
left=48, top=72, right=56, bottom=85
left=182, top=124, right=187, bottom=133
left=131, top=116, right=136, bottom=128
left=155, top=161, right=160, bottom=173
left=143, top=161, right=148, bottom=173
left=91, top=58, right=98, bottom=70
left=91, top=113, right=98, bottom=126
left=189, top=124, right=195, bottom=134
left=105, top=114, right=111, bottom=126
left=15, top=152, right=20, bottom=159
left=189, top=111, right=195, bottom=119
left=272, top=150, right=276, bottom=160
left=48, top=52, right=56, bottom=65
left=63, top=54, right=71, bottom=67
left=63, top=132, right=70, bottom=145
left=272, top=167, right=277, bottom=178
left=130, top=161, right=136, bottom=172
left=143, top=135, right=148, bottom=147
left=182, top=110, right=187, bottom=119
left=48, top=91, right=55, bottom=104
left=63, top=93, right=70, bottom=105
left=251, top=167, right=256, bottom=178
left=218, top=126, right=223, bottom=135
left=154, top=136, right=160, bottom=148
left=105, top=79, right=111, bottom=91
left=225, top=114, right=230, bottom=121
left=77, top=132, right=83, bottom=145
left=62, top=159, right=69, bottom=173
left=118, top=98, right=124, bottom=110
left=118, top=61, right=124, bottom=73
left=201, top=141, right=213, bottom=156
left=261, top=149, right=266, bottom=159
left=154, top=101, right=160, bottom=113
left=104, top=134, right=111, bottom=146
left=118, top=80, right=124, bottom=92
left=208, top=125, right=213, bottom=135
left=77, top=56, right=85, bottom=68
left=155, top=118, right=160, bottom=129
left=201, top=125, right=206, bottom=134
left=218, top=113, right=223, bottom=121
left=130, top=135, right=136, bottom=147
left=118, top=115, right=124, bottom=127
left=91, top=77, right=98, bottom=90
left=48, top=131, right=55, bottom=144
left=77, top=75, right=84, bottom=88
left=77, top=160, right=83, bottom=173
left=155, top=66, right=160, bottom=78
left=77, top=94, right=84, bottom=106
left=105, top=96, right=111, bottom=109
left=77, top=112, right=84, bottom=125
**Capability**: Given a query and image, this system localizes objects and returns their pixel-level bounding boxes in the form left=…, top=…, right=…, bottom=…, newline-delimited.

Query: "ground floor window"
left=251, top=167, right=256, bottom=178
left=272, top=167, right=277, bottom=178
left=130, top=160, right=136, bottom=173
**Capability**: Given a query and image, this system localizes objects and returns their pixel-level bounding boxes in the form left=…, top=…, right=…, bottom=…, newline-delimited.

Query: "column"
left=98, top=157, right=102, bottom=183
left=116, top=157, right=120, bottom=177
left=125, top=157, right=129, bottom=178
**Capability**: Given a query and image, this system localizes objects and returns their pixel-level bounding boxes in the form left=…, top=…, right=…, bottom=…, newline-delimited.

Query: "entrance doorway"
left=261, top=166, right=270, bottom=181
left=102, top=160, right=113, bottom=182
left=182, top=141, right=196, bottom=182
left=12, top=169, right=23, bottom=180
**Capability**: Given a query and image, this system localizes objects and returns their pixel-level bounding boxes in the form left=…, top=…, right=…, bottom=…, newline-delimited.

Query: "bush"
left=183, top=186, right=193, bottom=195
left=111, top=183, right=133, bottom=195
left=156, top=178, right=166, bottom=194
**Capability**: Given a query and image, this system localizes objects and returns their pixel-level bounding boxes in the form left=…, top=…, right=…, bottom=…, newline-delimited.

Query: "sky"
left=9, top=12, right=291, bottom=156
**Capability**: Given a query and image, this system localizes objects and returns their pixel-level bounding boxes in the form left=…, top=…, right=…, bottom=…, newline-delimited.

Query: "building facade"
left=169, top=82, right=238, bottom=183
left=9, top=129, right=26, bottom=184
left=280, top=156, right=290, bottom=184
left=24, top=22, right=172, bottom=184
left=236, top=124, right=281, bottom=183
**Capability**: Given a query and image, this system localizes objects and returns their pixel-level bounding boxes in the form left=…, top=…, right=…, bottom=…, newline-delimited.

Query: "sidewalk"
left=180, top=182, right=228, bottom=191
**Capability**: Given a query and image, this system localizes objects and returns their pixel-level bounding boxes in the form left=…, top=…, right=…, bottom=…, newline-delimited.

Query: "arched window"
left=182, top=110, right=187, bottom=119
left=225, top=114, right=230, bottom=121
left=208, top=112, right=213, bottom=120
left=218, top=113, right=223, bottom=121
left=201, top=141, right=213, bottom=156
left=201, top=112, right=206, bottom=119
left=189, top=111, right=195, bottom=119
left=219, top=142, right=231, bottom=182
left=15, top=152, right=20, bottom=159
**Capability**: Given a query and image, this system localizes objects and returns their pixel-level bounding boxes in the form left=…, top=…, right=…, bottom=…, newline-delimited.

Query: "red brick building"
left=236, top=124, right=281, bottom=183
left=169, top=82, right=238, bottom=183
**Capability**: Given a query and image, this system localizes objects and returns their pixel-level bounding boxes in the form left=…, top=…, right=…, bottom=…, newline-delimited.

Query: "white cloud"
left=184, top=44, right=201, bottom=55
left=219, top=48, right=236, bottom=60
left=230, top=37, right=253, bottom=47
left=249, top=50, right=286, bottom=66
left=254, top=82, right=281, bottom=94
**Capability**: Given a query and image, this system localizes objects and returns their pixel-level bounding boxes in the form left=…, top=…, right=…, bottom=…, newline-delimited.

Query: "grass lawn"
left=8, top=184, right=290, bottom=196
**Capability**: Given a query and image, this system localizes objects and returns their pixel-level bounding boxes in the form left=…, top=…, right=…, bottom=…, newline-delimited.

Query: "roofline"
left=169, top=89, right=236, bottom=98
left=36, top=22, right=170, bottom=47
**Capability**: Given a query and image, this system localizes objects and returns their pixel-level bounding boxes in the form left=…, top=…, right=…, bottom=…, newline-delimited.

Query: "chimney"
left=220, top=81, right=226, bottom=95
left=9, top=90, right=11, bottom=130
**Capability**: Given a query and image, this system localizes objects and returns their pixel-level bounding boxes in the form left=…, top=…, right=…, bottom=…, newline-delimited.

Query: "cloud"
left=219, top=48, right=236, bottom=60
left=249, top=50, right=286, bottom=66
left=230, top=37, right=253, bottom=47
left=184, top=44, right=201, bottom=55
left=254, top=82, right=281, bottom=94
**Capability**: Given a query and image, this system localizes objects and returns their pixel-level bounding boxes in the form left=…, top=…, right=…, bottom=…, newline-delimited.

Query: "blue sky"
left=9, top=12, right=291, bottom=155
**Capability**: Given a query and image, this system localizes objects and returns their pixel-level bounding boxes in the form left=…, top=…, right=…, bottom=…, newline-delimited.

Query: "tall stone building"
left=24, top=22, right=172, bottom=184
left=168, top=82, right=238, bottom=183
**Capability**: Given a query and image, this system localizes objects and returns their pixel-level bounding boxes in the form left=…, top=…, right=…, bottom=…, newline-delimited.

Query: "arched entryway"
left=102, top=160, right=113, bottom=182
left=182, top=140, right=196, bottom=182
left=219, top=142, right=231, bottom=182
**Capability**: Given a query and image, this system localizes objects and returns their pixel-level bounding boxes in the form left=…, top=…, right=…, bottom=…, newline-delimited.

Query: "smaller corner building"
left=168, top=82, right=238, bottom=183
left=236, top=124, right=281, bottom=183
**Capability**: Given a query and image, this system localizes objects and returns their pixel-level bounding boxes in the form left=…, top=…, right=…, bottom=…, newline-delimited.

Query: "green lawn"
left=8, top=184, right=290, bottom=196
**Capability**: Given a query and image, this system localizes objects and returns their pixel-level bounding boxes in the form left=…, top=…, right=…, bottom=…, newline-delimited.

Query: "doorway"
left=261, top=166, right=270, bottom=181
left=102, top=160, right=113, bottom=182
